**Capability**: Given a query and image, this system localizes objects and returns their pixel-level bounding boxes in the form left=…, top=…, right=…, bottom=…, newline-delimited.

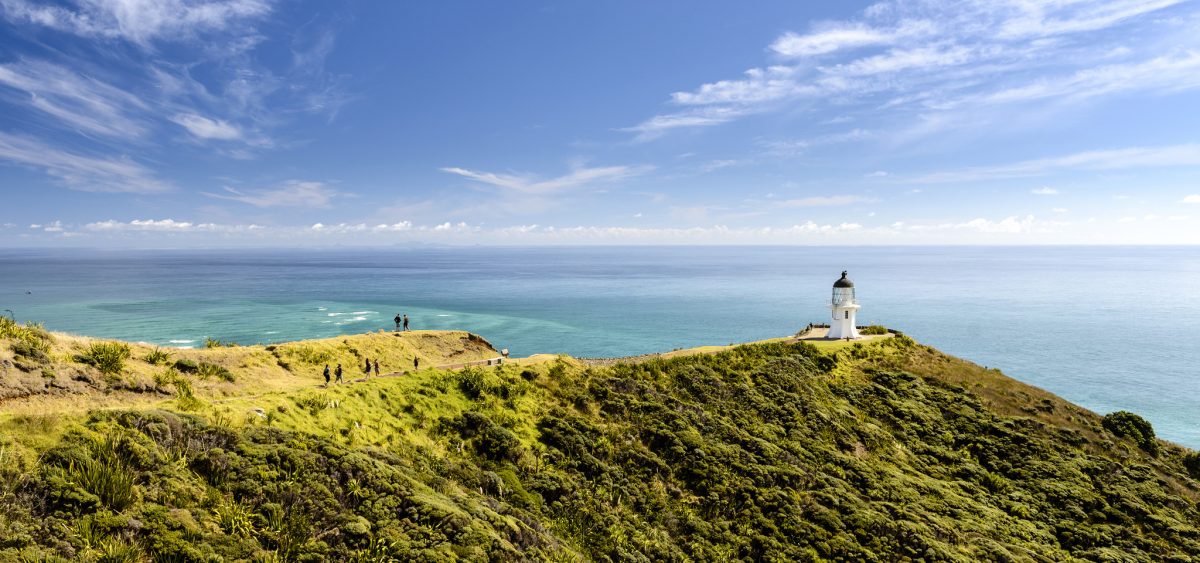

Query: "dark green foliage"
left=1182, top=452, right=1200, bottom=480
left=172, top=359, right=199, bottom=373
left=78, top=342, right=132, bottom=376
left=204, top=337, right=236, bottom=348
left=859, top=324, right=889, bottom=335
left=1, top=317, right=53, bottom=360
left=1103, top=410, right=1159, bottom=454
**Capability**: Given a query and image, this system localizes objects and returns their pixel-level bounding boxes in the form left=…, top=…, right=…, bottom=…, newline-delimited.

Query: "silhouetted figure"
left=413, top=357, right=419, bottom=370
left=335, top=364, right=343, bottom=383
left=403, top=314, right=409, bottom=331
left=394, top=313, right=401, bottom=331
left=373, top=360, right=380, bottom=376
left=364, top=357, right=372, bottom=376
left=323, top=365, right=330, bottom=386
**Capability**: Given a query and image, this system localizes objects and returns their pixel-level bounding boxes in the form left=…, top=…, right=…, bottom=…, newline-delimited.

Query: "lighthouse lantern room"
left=828, top=270, right=861, bottom=339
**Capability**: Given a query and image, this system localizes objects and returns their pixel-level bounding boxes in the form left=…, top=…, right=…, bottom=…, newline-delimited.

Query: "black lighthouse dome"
left=833, top=270, right=854, bottom=288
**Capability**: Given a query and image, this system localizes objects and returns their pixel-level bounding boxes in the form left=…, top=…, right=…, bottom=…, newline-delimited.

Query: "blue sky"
left=1, top=0, right=1199, bottom=246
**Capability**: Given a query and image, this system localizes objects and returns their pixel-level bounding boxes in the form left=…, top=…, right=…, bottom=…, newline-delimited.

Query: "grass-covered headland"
left=2, top=319, right=1199, bottom=561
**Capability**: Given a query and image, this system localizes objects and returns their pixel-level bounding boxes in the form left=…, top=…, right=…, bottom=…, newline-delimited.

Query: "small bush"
left=294, top=394, right=328, bottom=415
left=859, top=325, right=889, bottom=335
left=1102, top=411, right=1159, bottom=454
left=173, top=377, right=202, bottom=411
left=173, top=359, right=199, bottom=373
left=197, top=362, right=235, bottom=382
left=80, top=342, right=132, bottom=376
left=204, top=338, right=236, bottom=348
left=144, top=348, right=172, bottom=365
left=1182, top=452, right=1200, bottom=480
left=3, top=317, right=53, bottom=360
left=12, top=339, right=50, bottom=362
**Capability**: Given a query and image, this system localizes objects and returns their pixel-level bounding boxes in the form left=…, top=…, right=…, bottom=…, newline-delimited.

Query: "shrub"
left=11, top=339, right=50, bottom=362
left=204, top=338, right=236, bottom=349
left=80, top=342, right=132, bottom=376
left=294, top=394, right=328, bottom=415
left=173, top=359, right=199, bottom=373
left=1102, top=411, right=1159, bottom=454
left=859, top=325, right=889, bottom=335
left=144, top=348, right=172, bottom=365
left=457, top=368, right=488, bottom=400
left=1183, top=452, right=1200, bottom=480
left=197, top=362, right=235, bottom=382
left=2, top=317, right=53, bottom=360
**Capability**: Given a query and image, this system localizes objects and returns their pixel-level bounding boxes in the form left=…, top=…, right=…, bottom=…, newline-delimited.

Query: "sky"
left=1, top=0, right=1199, bottom=246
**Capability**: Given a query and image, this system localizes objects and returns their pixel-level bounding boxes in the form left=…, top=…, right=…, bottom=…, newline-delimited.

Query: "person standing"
left=364, top=357, right=372, bottom=377
left=394, top=313, right=401, bottom=331
left=335, top=363, right=343, bottom=384
left=413, top=357, right=419, bottom=371
left=403, top=314, right=409, bottom=331
left=323, top=364, right=331, bottom=387
left=373, top=359, right=380, bottom=377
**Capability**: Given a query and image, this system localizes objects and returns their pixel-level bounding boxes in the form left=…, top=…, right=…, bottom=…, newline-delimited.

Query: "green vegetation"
left=859, top=324, right=889, bottom=335
left=143, top=348, right=172, bottom=366
left=1, top=317, right=53, bottom=362
left=78, top=341, right=132, bottom=376
left=1, top=332, right=1198, bottom=561
left=205, top=337, right=237, bottom=349
left=196, top=361, right=236, bottom=382
left=1102, top=410, right=1160, bottom=455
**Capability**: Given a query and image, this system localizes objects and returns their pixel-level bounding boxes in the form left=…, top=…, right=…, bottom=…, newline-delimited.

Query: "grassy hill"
left=2, top=318, right=1199, bottom=561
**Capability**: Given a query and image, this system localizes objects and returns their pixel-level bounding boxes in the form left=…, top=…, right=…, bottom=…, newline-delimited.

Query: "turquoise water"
left=1, top=246, right=1197, bottom=447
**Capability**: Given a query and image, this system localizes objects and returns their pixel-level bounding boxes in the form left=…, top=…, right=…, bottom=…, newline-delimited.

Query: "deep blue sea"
left=1, top=246, right=1197, bottom=447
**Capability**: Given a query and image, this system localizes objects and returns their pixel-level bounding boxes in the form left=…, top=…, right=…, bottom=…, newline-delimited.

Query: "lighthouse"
left=828, top=270, right=861, bottom=339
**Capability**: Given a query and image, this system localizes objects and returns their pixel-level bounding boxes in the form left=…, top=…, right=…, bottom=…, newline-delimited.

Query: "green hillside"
left=2, top=321, right=1199, bottom=561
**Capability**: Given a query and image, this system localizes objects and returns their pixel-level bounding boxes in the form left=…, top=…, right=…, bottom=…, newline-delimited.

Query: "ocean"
left=1, top=246, right=1197, bottom=447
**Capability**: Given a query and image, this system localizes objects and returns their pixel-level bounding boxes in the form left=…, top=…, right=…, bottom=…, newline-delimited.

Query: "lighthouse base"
left=828, top=320, right=860, bottom=339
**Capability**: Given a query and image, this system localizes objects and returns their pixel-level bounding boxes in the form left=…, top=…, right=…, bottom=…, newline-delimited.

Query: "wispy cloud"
left=0, top=0, right=272, bottom=47
left=0, top=132, right=171, bottom=193
left=440, top=164, right=652, bottom=195
left=908, top=144, right=1200, bottom=183
left=626, top=0, right=1195, bottom=139
left=0, top=59, right=148, bottom=139
left=203, top=181, right=342, bottom=207
left=171, top=113, right=242, bottom=140
left=1031, top=187, right=1059, bottom=195
left=1183, top=195, right=1200, bottom=204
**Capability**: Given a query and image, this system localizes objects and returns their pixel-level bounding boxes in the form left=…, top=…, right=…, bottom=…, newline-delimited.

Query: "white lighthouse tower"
left=828, top=270, right=861, bottom=339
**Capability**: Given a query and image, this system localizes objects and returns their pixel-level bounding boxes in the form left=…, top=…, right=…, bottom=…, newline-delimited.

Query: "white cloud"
left=904, top=215, right=1065, bottom=234
left=781, top=195, right=879, bottom=207
left=1031, top=187, right=1059, bottom=195
left=770, top=23, right=909, bottom=57
left=172, top=113, right=242, bottom=140
left=0, top=59, right=148, bottom=139
left=627, top=0, right=1193, bottom=139
left=440, top=164, right=651, bottom=195
left=0, top=0, right=272, bottom=46
left=0, top=131, right=170, bottom=193
left=1052, top=207, right=1069, bottom=213
left=910, top=144, right=1200, bottom=183
left=204, top=181, right=340, bottom=208
left=83, top=219, right=262, bottom=232
left=1182, top=194, right=1200, bottom=203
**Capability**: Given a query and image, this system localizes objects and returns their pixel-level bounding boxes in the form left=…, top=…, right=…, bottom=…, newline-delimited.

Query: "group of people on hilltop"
left=394, top=313, right=409, bottom=331
left=322, top=355, right=421, bottom=387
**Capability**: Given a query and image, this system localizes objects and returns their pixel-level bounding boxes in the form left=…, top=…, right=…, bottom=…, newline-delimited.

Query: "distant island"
left=2, top=317, right=1198, bottom=561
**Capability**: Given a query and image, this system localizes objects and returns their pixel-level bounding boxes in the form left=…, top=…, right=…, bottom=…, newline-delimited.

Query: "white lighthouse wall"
left=828, top=307, right=861, bottom=339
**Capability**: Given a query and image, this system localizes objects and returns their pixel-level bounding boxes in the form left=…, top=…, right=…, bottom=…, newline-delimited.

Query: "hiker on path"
left=373, top=360, right=380, bottom=376
left=323, top=365, right=331, bottom=387
left=335, top=364, right=343, bottom=384
left=403, top=314, right=409, bottom=331
left=394, top=313, right=401, bottom=331
left=364, top=357, right=372, bottom=376
left=413, top=357, right=419, bottom=370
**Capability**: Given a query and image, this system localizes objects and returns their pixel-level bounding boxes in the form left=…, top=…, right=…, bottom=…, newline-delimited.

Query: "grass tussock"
left=1, top=317, right=54, bottom=362
left=143, top=348, right=171, bottom=365
left=79, top=342, right=132, bottom=376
